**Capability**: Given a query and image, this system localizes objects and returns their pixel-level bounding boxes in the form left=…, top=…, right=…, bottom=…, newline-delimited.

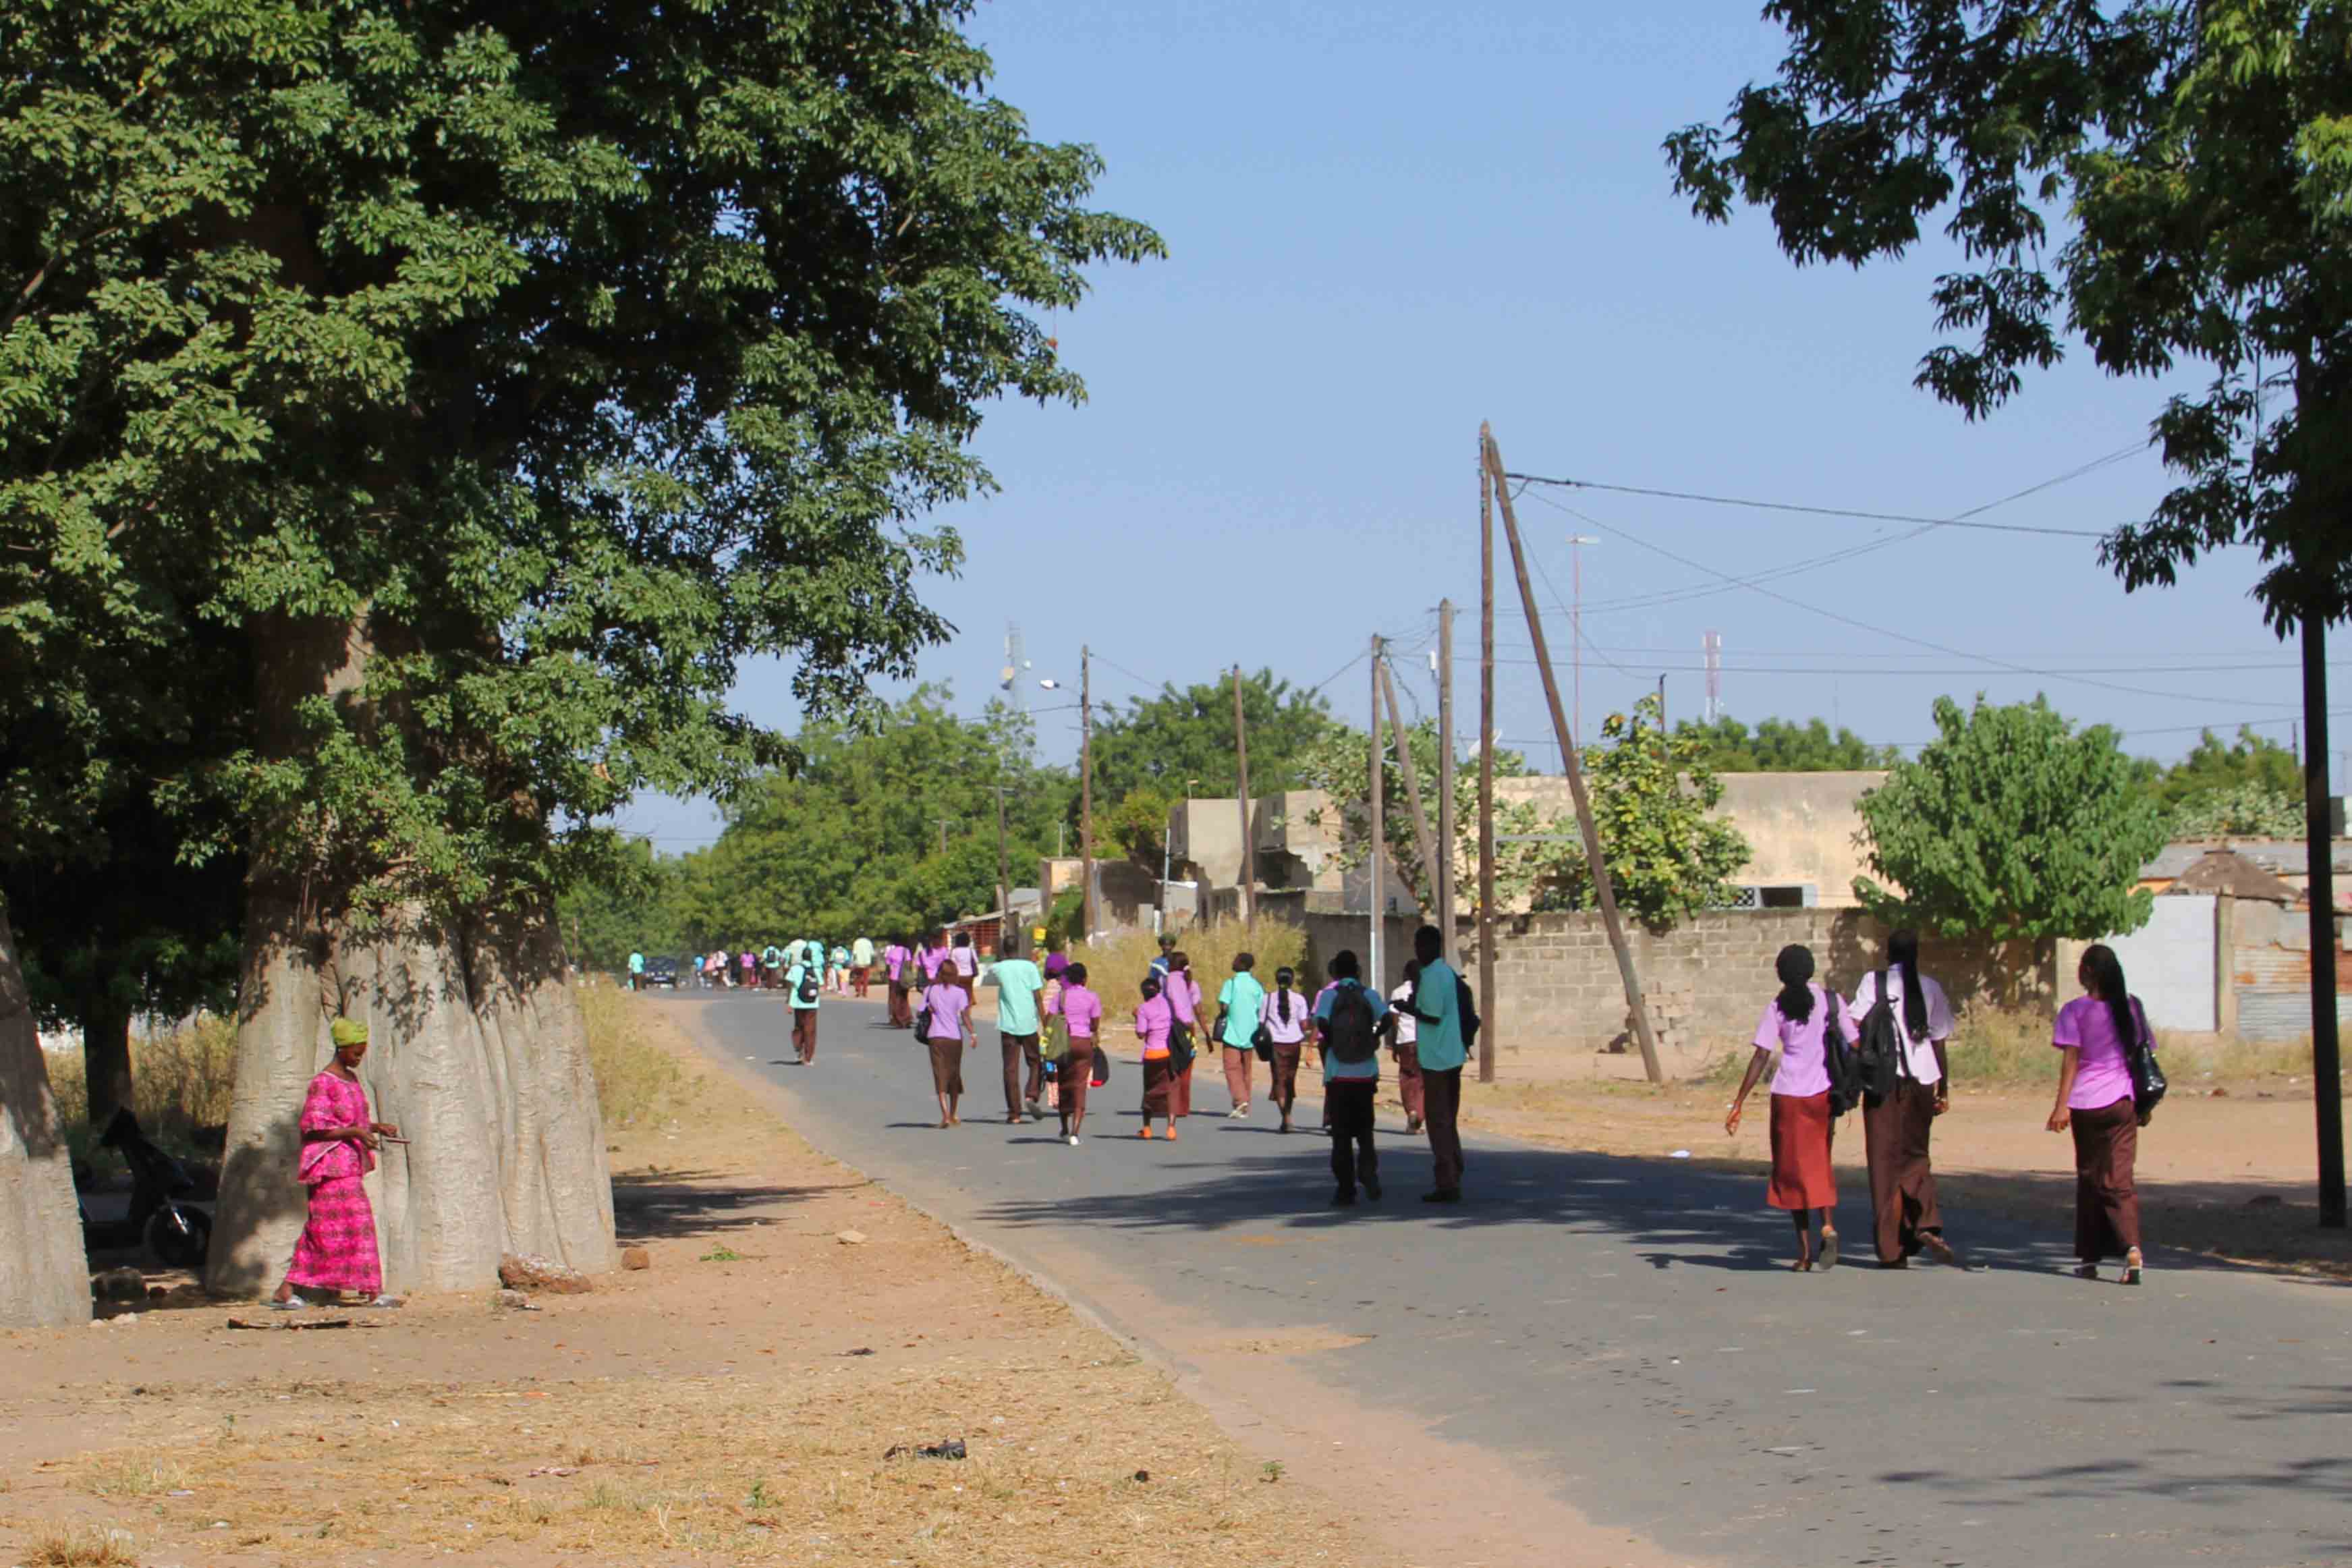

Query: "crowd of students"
left=1725, top=930, right=2156, bottom=1283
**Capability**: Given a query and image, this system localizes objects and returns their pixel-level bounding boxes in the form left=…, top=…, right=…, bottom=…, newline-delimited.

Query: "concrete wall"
left=1289, top=907, right=2050, bottom=1075
left=1168, top=791, right=1341, bottom=891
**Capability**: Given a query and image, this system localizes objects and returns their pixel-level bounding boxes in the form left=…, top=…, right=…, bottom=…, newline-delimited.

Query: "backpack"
left=1821, top=994, right=1864, bottom=1116
left=1325, top=983, right=1380, bottom=1065
left=1455, top=976, right=1481, bottom=1051
left=796, top=965, right=818, bottom=1005
left=1853, top=970, right=1905, bottom=1107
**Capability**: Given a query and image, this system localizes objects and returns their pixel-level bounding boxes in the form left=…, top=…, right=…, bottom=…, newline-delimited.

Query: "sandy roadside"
left=0, top=1002, right=1399, bottom=1568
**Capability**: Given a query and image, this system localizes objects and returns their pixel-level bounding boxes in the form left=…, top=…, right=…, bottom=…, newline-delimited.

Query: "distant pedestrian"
left=885, top=936, right=914, bottom=1027
left=920, top=967, right=977, bottom=1128
left=1389, top=959, right=1424, bottom=1134
left=626, top=949, right=645, bottom=992
left=851, top=934, right=876, bottom=998
left=1148, top=932, right=1177, bottom=982
left=1405, top=925, right=1470, bottom=1204
left=785, top=939, right=822, bottom=1064
left=2050, top=945, right=2149, bottom=1285
left=1726, top=944, right=1852, bottom=1271
left=920, top=932, right=951, bottom=986
left=272, top=1018, right=399, bottom=1310
left=1053, top=961, right=1102, bottom=1144
left=990, top=934, right=1047, bottom=1123
left=739, top=948, right=758, bottom=989
left=1260, top=966, right=1312, bottom=1134
left=1216, top=951, right=1267, bottom=1118
left=1042, top=937, right=1070, bottom=987
left=830, top=943, right=851, bottom=994
left=1133, top=976, right=1178, bottom=1140
left=949, top=931, right=979, bottom=997
left=1162, top=952, right=1202, bottom=1118
left=1313, top=950, right=1390, bottom=1206
left=1850, top=930, right=1959, bottom=1268
left=762, top=942, right=785, bottom=990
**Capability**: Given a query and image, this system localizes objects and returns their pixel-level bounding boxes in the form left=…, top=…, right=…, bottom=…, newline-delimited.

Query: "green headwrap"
left=329, top=1017, right=370, bottom=1048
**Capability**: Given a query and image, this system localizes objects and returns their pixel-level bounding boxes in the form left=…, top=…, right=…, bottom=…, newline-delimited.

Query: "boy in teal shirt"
left=988, top=935, right=1046, bottom=1123
left=1216, top=952, right=1268, bottom=1118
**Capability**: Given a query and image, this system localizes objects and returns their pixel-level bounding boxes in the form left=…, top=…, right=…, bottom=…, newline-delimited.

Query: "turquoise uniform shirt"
left=1412, top=957, right=1466, bottom=1072
left=990, top=959, right=1044, bottom=1035
left=1216, top=972, right=1266, bottom=1047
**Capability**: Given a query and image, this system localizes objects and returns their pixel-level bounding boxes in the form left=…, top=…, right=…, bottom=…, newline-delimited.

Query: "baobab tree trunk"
left=0, top=901, right=90, bottom=1326
left=208, top=615, right=615, bottom=1297
left=80, top=990, right=135, bottom=1129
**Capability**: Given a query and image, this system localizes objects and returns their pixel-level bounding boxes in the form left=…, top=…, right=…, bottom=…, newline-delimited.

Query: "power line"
left=1489, top=658, right=2303, bottom=677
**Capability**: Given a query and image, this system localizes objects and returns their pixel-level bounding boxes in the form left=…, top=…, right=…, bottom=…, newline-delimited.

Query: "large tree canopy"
left=1086, top=670, right=1345, bottom=821
left=1667, top=0, right=2352, bottom=627
left=1675, top=715, right=1897, bottom=773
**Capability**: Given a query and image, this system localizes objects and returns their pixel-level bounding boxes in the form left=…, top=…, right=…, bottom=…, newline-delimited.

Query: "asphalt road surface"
left=669, top=990, right=2351, bottom=1568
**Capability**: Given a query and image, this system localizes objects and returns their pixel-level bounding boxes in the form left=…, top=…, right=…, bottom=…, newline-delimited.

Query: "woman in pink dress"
left=272, top=1017, right=399, bottom=1308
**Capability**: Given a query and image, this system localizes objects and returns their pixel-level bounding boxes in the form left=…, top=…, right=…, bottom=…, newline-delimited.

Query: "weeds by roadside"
left=47, top=1013, right=236, bottom=1179
left=580, top=980, right=694, bottom=1129
left=22, top=1527, right=138, bottom=1567
left=1078, top=919, right=1308, bottom=1001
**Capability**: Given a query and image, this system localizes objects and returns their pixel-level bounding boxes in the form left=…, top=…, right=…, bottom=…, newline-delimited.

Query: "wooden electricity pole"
left=1377, top=656, right=1439, bottom=918
left=1478, top=453, right=1497, bottom=1082
left=1438, top=598, right=1457, bottom=961
left=992, top=785, right=1011, bottom=932
left=1080, top=645, right=1096, bottom=944
left=2304, top=602, right=2346, bottom=1228
left=1482, top=423, right=1662, bottom=1084
left=1233, top=665, right=1255, bottom=926
left=1368, top=634, right=1385, bottom=989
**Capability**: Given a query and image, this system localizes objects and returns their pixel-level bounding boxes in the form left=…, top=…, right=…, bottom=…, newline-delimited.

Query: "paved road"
left=669, top=990, right=2351, bottom=1567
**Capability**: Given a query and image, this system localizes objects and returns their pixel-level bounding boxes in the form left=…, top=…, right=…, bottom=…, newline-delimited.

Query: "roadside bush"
left=1077, top=918, right=1310, bottom=1013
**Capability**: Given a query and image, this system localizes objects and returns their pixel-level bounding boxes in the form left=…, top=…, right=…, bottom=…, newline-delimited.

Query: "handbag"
left=1091, top=1043, right=1111, bottom=1088
left=2125, top=997, right=2167, bottom=1123
left=1252, top=1022, right=1273, bottom=1064
left=1042, top=1016, right=1069, bottom=1063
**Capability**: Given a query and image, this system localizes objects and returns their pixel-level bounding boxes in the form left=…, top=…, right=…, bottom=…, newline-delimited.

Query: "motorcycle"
left=89, top=1108, right=213, bottom=1269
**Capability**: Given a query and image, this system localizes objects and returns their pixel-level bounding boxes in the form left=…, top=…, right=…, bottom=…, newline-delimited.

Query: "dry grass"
left=580, top=978, right=696, bottom=1129
left=48, top=1012, right=237, bottom=1175
left=76, top=1454, right=188, bottom=1499
left=1076, top=918, right=1310, bottom=1005
left=20, top=1528, right=138, bottom=1567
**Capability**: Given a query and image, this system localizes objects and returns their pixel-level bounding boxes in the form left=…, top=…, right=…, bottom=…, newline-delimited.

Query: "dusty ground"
left=0, top=1006, right=1392, bottom=1568
left=1443, top=1061, right=2352, bottom=1277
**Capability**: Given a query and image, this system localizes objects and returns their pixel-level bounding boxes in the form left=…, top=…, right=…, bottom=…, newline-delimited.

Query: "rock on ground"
left=499, top=1252, right=592, bottom=1294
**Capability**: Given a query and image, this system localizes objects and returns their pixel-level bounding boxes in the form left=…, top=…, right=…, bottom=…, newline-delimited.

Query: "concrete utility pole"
left=1484, top=423, right=1662, bottom=1084
left=1369, top=634, right=1385, bottom=990
left=1080, top=646, right=1095, bottom=944
left=1478, top=453, right=1497, bottom=1082
left=1438, top=598, right=1457, bottom=963
left=2302, top=602, right=2345, bottom=1228
left=1233, top=665, right=1254, bottom=926
left=992, top=785, right=1011, bottom=928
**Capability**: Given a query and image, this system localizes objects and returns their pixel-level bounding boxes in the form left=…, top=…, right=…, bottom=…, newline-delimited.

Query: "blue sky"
left=618, top=0, right=2319, bottom=849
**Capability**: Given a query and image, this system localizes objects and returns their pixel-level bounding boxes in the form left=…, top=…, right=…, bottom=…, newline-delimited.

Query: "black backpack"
left=796, top=965, right=819, bottom=1005
left=1456, top=975, right=1481, bottom=1051
left=1853, top=969, right=1905, bottom=1107
left=1822, top=993, right=1864, bottom=1116
left=1325, top=983, right=1380, bottom=1065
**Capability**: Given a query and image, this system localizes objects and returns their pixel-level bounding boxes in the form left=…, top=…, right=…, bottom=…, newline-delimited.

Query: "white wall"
left=2102, top=894, right=2216, bottom=1032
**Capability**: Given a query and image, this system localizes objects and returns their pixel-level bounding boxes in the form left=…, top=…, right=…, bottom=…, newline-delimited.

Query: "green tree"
left=1087, top=670, right=1345, bottom=816
left=1524, top=697, right=1752, bottom=930
left=1, top=0, right=1157, bottom=1304
left=1297, top=721, right=1536, bottom=916
left=2170, top=782, right=2305, bottom=840
left=1676, top=716, right=1897, bottom=773
left=1855, top=697, right=2171, bottom=940
left=1667, top=1, right=2352, bottom=629
left=2158, top=727, right=2303, bottom=812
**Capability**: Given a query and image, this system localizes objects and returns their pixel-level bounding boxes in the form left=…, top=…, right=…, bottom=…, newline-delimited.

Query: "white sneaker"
left=1227, top=1104, right=1250, bottom=1118
left=1067, top=1134, right=1080, bottom=1147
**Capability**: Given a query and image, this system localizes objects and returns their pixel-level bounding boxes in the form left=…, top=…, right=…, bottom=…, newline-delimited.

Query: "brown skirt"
left=926, top=1033, right=965, bottom=1097
left=2070, top=1096, right=2141, bottom=1260
left=1767, top=1091, right=1837, bottom=1211
left=1268, top=1043, right=1301, bottom=1107
left=1061, top=1040, right=1094, bottom=1119
left=1863, top=1080, right=1941, bottom=1261
left=1140, top=1054, right=1173, bottom=1117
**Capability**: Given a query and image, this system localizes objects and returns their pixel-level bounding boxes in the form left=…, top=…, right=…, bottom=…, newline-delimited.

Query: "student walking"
left=785, top=939, right=822, bottom=1063
left=1405, top=926, right=1470, bottom=1204
left=919, top=967, right=976, bottom=1127
left=626, top=949, right=644, bottom=992
left=1216, top=952, right=1268, bottom=1117
left=851, top=935, right=876, bottom=998
left=1163, top=952, right=1201, bottom=1118
left=1314, top=950, right=1391, bottom=1206
left=1053, top=962, right=1102, bottom=1144
left=1260, top=966, right=1312, bottom=1133
left=949, top=931, right=979, bottom=997
left=1134, top=976, right=1179, bottom=1140
left=990, top=935, right=1047, bottom=1123
left=271, top=1018, right=400, bottom=1310
left=1148, top=932, right=1177, bottom=981
left=1725, top=945, right=1853, bottom=1271
left=1389, top=960, right=1425, bottom=1134
left=885, top=937, right=914, bottom=1027
left=1850, top=930, right=1960, bottom=1268
left=2050, top=945, right=2150, bottom=1285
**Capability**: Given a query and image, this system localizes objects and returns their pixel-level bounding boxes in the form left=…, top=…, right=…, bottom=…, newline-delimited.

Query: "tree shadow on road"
left=612, top=1167, right=845, bottom=1241
left=973, top=1135, right=2341, bottom=1285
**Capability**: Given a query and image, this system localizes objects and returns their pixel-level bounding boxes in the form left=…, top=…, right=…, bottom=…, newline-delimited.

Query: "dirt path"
left=0, top=1005, right=1394, bottom=1567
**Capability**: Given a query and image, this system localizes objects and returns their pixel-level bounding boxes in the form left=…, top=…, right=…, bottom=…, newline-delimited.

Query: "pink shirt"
left=2054, top=995, right=2143, bottom=1111
left=296, top=1070, right=374, bottom=1185
left=1164, top=972, right=1200, bottom=1026
left=1259, top=989, right=1311, bottom=1044
left=1753, top=984, right=1853, bottom=1100
left=921, top=980, right=971, bottom=1042
left=1057, top=983, right=1103, bottom=1040
left=884, top=943, right=909, bottom=980
left=950, top=946, right=977, bottom=976
left=920, top=945, right=948, bottom=980
left=1133, top=995, right=1173, bottom=1057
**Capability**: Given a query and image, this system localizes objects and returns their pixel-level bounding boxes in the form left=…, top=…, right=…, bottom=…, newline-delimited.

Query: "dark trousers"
left=1001, top=1031, right=1042, bottom=1115
left=1327, top=1080, right=1379, bottom=1194
left=888, top=984, right=912, bottom=1028
left=1863, top=1080, right=1942, bottom=1261
left=2071, top=1097, right=2141, bottom=1261
left=1423, top=1065, right=1463, bottom=1194
left=792, top=1008, right=817, bottom=1063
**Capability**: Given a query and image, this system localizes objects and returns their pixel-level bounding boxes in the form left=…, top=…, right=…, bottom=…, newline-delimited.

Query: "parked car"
left=644, top=957, right=679, bottom=990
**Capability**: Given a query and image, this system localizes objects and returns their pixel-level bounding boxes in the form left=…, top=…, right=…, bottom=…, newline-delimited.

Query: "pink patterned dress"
left=286, top=1070, right=382, bottom=1295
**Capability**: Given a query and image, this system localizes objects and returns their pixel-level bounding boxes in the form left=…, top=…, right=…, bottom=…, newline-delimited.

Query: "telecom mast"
left=1703, top=631, right=1723, bottom=723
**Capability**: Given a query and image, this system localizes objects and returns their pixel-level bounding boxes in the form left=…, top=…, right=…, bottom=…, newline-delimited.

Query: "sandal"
left=1817, top=1229, right=1839, bottom=1271
left=2071, top=1262, right=2100, bottom=1281
left=2121, top=1248, right=2144, bottom=1287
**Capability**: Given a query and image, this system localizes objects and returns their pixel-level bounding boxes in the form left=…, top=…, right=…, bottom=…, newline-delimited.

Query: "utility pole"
left=1568, top=533, right=1598, bottom=742
left=1377, top=656, right=1439, bottom=918
left=936, top=818, right=955, bottom=858
left=992, top=785, right=1011, bottom=932
left=1369, top=634, right=1385, bottom=990
left=1477, top=451, right=1498, bottom=1082
left=2303, top=600, right=2345, bottom=1228
left=1233, top=665, right=1255, bottom=926
left=1080, top=646, right=1095, bottom=945
left=1438, top=598, right=1457, bottom=962
left=1484, top=424, right=1662, bottom=1084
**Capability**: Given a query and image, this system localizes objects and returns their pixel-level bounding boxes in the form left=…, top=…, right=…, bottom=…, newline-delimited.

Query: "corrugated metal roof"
left=2144, top=840, right=2352, bottom=880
